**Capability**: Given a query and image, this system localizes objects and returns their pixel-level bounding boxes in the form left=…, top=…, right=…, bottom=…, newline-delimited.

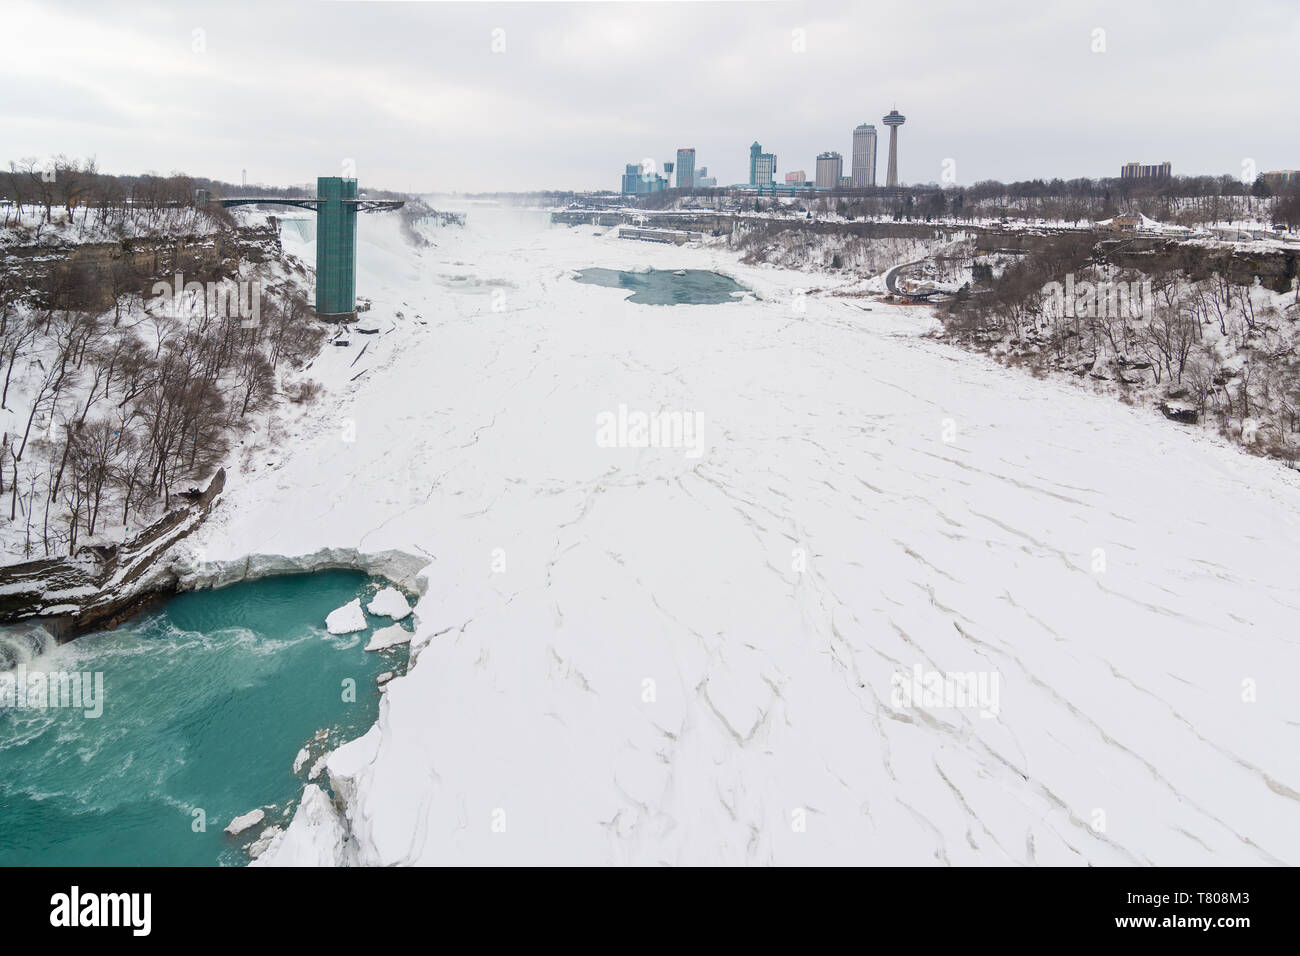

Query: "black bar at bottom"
left=5, top=866, right=1281, bottom=942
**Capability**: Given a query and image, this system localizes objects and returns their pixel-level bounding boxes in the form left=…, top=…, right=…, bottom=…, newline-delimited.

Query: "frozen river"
left=198, top=206, right=1300, bottom=865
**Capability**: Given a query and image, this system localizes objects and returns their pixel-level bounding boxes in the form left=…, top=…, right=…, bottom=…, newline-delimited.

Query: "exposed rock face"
left=2, top=228, right=281, bottom=309
left=1160, top=401, right=1199, bottom=424
left=0, top=469, right=225, bottom=640
left=1098, top=238, right=1299, bottom=294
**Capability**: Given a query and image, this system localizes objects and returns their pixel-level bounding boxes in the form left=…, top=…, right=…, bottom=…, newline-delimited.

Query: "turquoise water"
left=0, top=571, right=412, bottom=866
left=574, top=268, right=748, bottom=305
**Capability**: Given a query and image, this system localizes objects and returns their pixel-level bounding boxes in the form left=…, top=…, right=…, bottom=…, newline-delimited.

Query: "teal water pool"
left=0, top=570, right=412, bottom=866
left=574, top=267, right=748, bottom=305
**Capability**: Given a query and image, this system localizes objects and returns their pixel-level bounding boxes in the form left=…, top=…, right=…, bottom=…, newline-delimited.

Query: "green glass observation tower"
left=212, top=177, right=404, bottom=318
left=315, top=177, right=358, bottom=316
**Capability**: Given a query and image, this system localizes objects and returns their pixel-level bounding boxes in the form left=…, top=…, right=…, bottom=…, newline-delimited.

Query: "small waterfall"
left=0, top=625, right=54, bottom=671
left=279, top=217, right=316, bottom=242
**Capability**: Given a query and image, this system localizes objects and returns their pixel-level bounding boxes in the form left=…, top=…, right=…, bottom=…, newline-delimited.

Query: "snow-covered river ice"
left=12, top=203, right=1299, bottom=866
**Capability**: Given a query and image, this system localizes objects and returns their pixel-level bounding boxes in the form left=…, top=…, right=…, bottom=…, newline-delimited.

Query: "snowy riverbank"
left=198, top=205, right=1300, bottom=866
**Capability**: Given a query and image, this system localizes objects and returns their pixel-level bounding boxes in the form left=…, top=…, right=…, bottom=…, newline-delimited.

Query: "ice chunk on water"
left=366, top=586, right=411, bottom=620
left=325, top=598, right=367, bottom=634
left=365, top=624, right=411, bottom=652
left=225, top=808, right=264, bottom=836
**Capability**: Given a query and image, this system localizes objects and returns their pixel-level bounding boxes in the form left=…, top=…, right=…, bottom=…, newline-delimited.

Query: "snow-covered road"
left=204, top=207, right=1300, bottom=865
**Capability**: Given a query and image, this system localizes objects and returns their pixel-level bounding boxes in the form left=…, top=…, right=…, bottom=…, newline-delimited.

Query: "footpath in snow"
left=198, top=206, right=1300, bottom=866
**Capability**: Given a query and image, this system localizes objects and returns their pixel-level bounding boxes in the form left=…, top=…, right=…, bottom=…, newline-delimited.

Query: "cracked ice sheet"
left=204, top=206, right=1300, bottom=866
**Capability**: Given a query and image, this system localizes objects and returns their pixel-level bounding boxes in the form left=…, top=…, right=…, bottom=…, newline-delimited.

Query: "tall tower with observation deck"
left=882, top=109, right=906, bottom=187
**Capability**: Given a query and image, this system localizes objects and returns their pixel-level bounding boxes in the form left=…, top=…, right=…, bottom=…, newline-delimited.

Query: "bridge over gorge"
left=199, top=177, right=404, bottom=317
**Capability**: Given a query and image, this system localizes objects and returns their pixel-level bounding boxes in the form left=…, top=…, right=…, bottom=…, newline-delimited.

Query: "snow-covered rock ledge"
left=0, top=469, right=228, bottom=641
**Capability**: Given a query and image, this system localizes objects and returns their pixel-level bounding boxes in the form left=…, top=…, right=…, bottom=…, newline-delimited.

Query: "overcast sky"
left=3, top=0, right=1296, bottom=193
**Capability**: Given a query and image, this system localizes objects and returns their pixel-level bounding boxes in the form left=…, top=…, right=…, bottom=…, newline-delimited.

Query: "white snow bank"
left=247, top=826, right=283, bottom=860
left=250, top=786, right=349, bottom=867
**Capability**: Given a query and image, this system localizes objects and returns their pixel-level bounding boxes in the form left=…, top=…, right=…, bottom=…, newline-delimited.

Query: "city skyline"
left=2, top=0, right=1296, bottom=193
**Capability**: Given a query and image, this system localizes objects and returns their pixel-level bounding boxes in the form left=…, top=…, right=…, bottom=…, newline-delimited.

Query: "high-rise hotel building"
left=851, top=124, right=878, bottom=188
left=676, top=148, right=695, bottom=190
left=815, top=151, right=843, bottom=189
left=750, top=141, right=777, bottom=186
left=1120, top=162, right=1172, bottom=180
